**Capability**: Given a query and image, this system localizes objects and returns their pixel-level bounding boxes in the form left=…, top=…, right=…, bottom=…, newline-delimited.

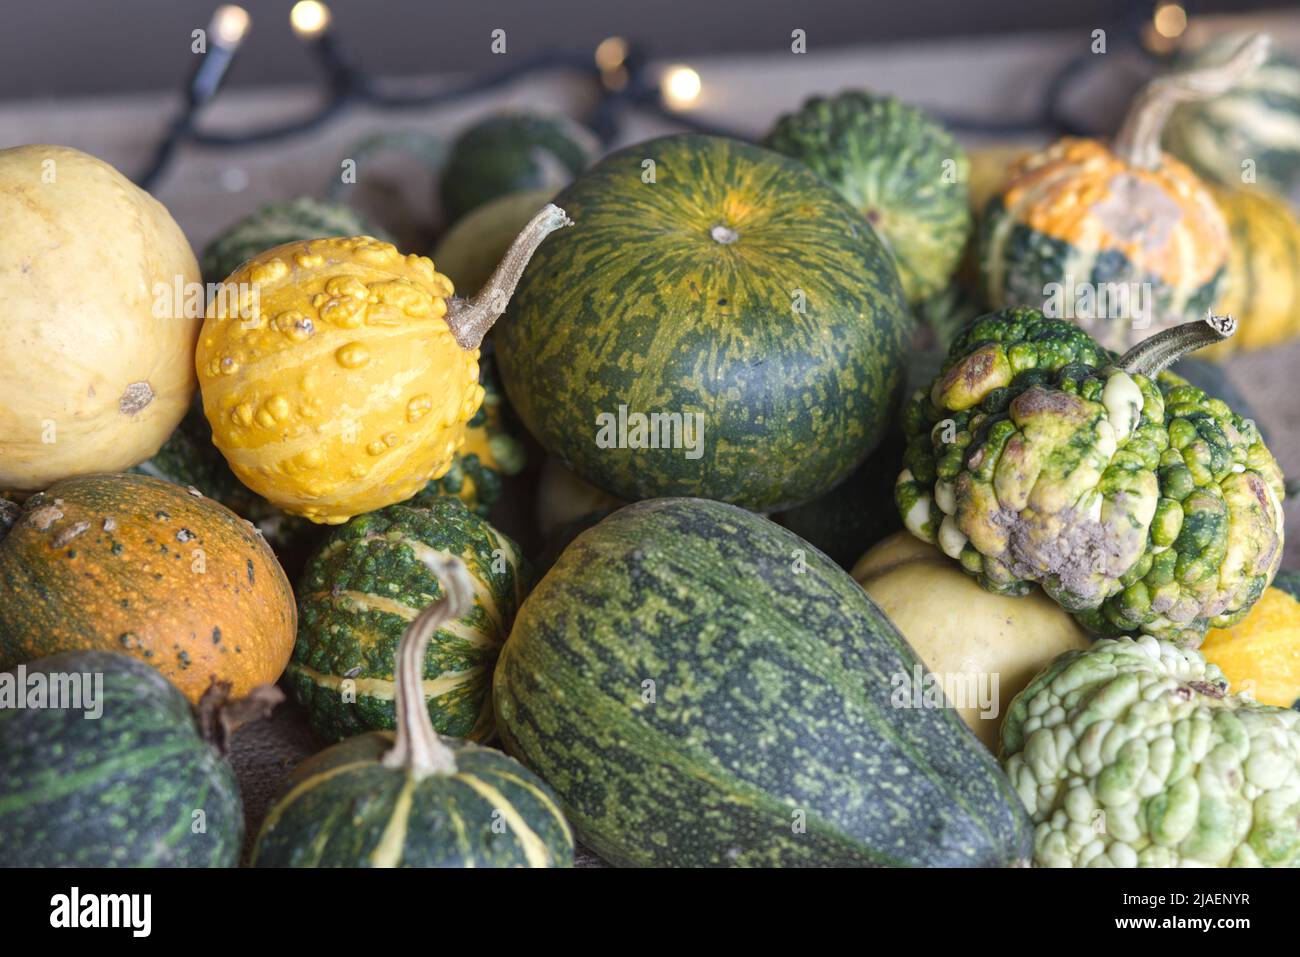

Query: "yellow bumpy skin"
left=198, top=237, right=481, bottom=523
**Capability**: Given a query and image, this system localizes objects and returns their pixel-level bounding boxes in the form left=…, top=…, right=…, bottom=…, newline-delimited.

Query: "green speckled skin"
left=764, top=91, right=971, bottom=304
left=251, top=731, right=573, bottom=867
left=496, top=134, right=912, bottom=511
left=288, top=498, right=531, bottom=743
left=439, top=113, right=598, bottom=224
left=897, top=309, right=1285, bottom=644
left=201, top=197, right=388, bottom=285
left=0, top=651, right=241, bottom=867
left=493, top=497, right=1033, bottom=867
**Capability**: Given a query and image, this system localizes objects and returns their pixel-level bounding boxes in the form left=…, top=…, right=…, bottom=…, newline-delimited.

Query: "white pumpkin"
left=0, top=145, right=200, bottom=491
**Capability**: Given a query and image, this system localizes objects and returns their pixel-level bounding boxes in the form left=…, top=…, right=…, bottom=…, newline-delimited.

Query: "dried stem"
left=381, top=554, right=475, bottom=779
left=1119, top=313, right=1237, bottom=378
left=1112, top=32, right=1270, bottom=169
left=443, top=203, right=572, bottom=350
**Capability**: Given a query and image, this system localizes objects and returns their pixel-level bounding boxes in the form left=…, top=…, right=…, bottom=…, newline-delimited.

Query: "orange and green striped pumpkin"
left=496, top=133, right=912, bottom=511
left=0, top=472, right=295, bottom=703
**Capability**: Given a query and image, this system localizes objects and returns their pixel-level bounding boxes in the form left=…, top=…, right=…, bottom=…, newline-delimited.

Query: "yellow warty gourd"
left=197, top=204, right=569, bottom=523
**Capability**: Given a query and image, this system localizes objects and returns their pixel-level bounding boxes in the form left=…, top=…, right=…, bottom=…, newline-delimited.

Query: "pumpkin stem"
left=195, top=680, right=285, bottom=757
left=381, top=553, right=475, bottom=780
left=443, top=203, right=572, bottom=350
left=1112, top=32, right=1269, bottom=169
left=1119, top=313, right=1236, bottom=378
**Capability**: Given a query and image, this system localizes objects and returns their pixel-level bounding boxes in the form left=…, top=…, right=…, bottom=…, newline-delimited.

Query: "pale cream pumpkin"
left=852, top=531, right=1091, bottom=751
left=197, top=205, right=569, bottom=523
left=0, top=144, right=201, bottom=491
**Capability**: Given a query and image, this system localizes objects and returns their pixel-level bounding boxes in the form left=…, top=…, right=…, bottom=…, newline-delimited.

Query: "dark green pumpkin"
left=0, top=651, right=241, bottom=866
left=287, top=498, right=530, bottom=743
left=439, top=113, right=599, bottom=225
left=764, top=91, right=971, bottom=304
left=493, top=497, right=1034, bottom=867
left=496, top=133, right=912, bottom=511
left=253, top=555, right=572, bottom=867
left=201, top=196, right=388, bottom=285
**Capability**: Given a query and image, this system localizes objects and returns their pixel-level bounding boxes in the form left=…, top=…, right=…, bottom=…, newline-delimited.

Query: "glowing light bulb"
left=595, top=37, right=628, bottom=73
left=662, top=65, right=702, bottom=110
left=211, top=5, right=250, bottom=48
left=291, top=0, right=332, bottom=39
left=1153, top=3, right=1187, bottom=39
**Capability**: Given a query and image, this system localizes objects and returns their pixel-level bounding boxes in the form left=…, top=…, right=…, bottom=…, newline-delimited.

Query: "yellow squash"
left=197, top=205, right=569, bottom=523
left=1200, top=585, right=1300, bottom=707
left=0, top=145, right=201, bottom=491
left=1202, top=184, right=1300, bottom=359
left=851, top=531, right=1091, bottom=751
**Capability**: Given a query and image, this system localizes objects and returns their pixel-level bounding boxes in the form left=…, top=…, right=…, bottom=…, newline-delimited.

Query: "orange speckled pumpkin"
left=979, top=34, right=1269, bottom=351
left=0, top=472, right=295, bottom=703
left=196, top=206, right=569, bottom=524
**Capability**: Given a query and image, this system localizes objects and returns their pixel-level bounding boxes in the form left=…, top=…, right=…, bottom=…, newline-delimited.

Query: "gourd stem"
left=1111, top=32, right=1270, bottom=169
left=381, top=555, right=476, bottom=780
left=443, top=203, right=572, bottom=350
left=1118, top=314, right=1237, bottom=378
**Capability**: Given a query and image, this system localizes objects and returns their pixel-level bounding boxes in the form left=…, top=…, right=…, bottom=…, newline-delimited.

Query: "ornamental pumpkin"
left=850, top=531, right=1090, bottom=751
left=496, top=133, right=912, bottom=511
left=1200, top=183, right=1300, bottom=359
left=252, top=554, right=573, bottom=868
left=0, top=144, right=201, bottom=492
left=287, top=498, right=531, bottom=743
left=0, top=651, right=264, bottom=867
left=196, top=204, right=570, bottom=524
left=764, top=91, right=970, bottom=304
left=897, top=309, right=1285, bottom=645
left=979, top=35, right=1269, bottom=352
left=1163, top=30, right=1300, bottom=196
left=0, top=473, right=296, bottom=702
left=1002, top=635, right=1300, bottom=867
left=1200, top=569, right=1300, bottom=708
left=200, top=196, right=390, bottom=286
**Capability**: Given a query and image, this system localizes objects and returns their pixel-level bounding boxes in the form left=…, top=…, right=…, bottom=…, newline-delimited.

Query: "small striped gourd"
left=0, top=651, right=243, bottom=867
left=495, top=498, right=1033, bottom=867
left=1163, top=31, right=1300, bottom=195
left=979, top=35, right=1269, bottom=352
left=252, top=555, right=572, bottom=868
left=287, top=497, right=530, bottom=743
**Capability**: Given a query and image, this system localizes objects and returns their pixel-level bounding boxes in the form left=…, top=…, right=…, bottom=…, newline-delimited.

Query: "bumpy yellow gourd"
left=197, top=205, right=569, bottom=523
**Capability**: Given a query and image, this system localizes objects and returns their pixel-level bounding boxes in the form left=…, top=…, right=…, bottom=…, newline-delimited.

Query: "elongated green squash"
left=494, top=497, right=1034, bottom=867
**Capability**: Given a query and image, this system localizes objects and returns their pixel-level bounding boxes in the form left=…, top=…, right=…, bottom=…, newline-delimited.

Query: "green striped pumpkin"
left=496, top=133, right=912, bottom=511
left=0, top=651, right=242, bottom=867
left=764, top=91, right=971, bottom=304
left=1163, top=31, right=1300, bottom=196
left=253, top=556, right=573, bottom=867
left=200, top=197, right=388, bottom=285
left=494, top=497, right=1034, bottom=867
left=287, top=498, right=530, bottom=743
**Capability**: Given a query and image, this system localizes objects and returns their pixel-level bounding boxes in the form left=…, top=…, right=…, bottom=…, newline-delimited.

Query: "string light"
left=595, top=36, right=630, bottom=91
left=290, top=0, right=332, bottom=39
left=211, top=4, right=250, bottom=48
left=661, top=65, right=702, bottom=110
left=1153, top=3, right=1188, bottom=40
